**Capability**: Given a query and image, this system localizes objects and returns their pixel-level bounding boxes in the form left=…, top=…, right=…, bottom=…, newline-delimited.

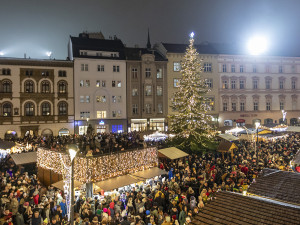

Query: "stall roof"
left=286, top=126, right=300, bottom=132
left=158, top=147, right=188, bottom=160
left=131, top=167, right=167, bottom=180
left=10, top=152, right=37, bottom=165
left=217, top=142, right=238, bottom=152
left=217, top=133, right=239, bottom=141
left=95, top=174, right=143, bottom=192
left=0, top=140, right=15, bottom=150
left=51, top=180, right=82, bottom=190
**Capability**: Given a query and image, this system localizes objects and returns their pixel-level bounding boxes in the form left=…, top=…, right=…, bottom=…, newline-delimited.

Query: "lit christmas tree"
left=169, top=32, right=216, bottom=152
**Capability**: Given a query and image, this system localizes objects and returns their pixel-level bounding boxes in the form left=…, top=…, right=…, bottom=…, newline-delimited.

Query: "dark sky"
left=1, top=0, right=300, bottom=59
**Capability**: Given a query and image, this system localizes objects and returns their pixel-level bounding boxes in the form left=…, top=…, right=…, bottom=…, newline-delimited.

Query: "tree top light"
left=247, top=36, right=268, bottom=55
left=190, top=32, right=195, bottom=39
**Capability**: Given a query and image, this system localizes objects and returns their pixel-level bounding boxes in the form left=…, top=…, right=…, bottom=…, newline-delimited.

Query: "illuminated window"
left=157, top=103, right=163, bottom=114
left=157, top=68, right=163, bottom=78
left=58, top=81, right=67, bottom=93
left=41, top=81, right=50, bottom=93
left=205, top=79, right=213, bottom=88
left=117, top=81, right=121, bottom=87
left=157, top=86, right=163, bottom=96
left=3, top=103, right=12, bottom=116
left=132, top=88, right=138, bottom=96
left=58, top=102, right=67, bottom=115
left=97, top=111, right=106, bottom=118
left=173, top=62, right=181, bottom=71
left=145, top=86, right=152, bottom=96
left=145, top=104, right=151, bottom=114
left=96, top=96, right=106, bottom=103
left=25, top=102, right=34, bottom=116
left=41, top=102, right=51, bottom=116
left=173, top=79, right=180, bottom=87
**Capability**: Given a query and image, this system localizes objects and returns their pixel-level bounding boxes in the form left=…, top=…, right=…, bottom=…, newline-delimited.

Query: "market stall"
left=158, top=147, right=189, bottom=160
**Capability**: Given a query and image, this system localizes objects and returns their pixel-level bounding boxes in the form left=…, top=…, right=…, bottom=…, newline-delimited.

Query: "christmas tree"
left=169, top=32, right=216, bottom=152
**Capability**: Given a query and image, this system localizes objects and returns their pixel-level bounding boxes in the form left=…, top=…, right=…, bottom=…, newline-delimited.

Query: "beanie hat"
left=146, top=210, right=150, bottom=215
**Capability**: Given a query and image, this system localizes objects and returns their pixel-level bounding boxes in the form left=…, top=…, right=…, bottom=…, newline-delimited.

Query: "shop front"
left=130, top=118, right=166, bottom=132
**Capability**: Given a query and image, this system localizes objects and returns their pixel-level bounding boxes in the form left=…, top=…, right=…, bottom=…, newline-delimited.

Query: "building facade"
left=125, top=47, right=168, bottom=132
left=218, top=55, right=300, bottom=127
left=69, top=33, right=127, bottom=134
left=0, top=58, right=74, bottom=138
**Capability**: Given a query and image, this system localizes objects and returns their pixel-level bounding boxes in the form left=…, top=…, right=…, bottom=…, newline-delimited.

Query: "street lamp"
left=68, top=145, right=79, bottom=225
left=255, top=122, right=260, bottom=167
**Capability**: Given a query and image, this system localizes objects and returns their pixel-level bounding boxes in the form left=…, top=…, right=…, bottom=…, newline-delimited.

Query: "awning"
left=286, top=126, right=300, bottom=132
left=131, top=167, right=167, bottom=180
left=158, top=147, right=188, bottom=160
left=258, top=130, right=272, bottom=135
left=10, top=152, right=37, bottom=165
left=95, top=174, right=143, bottom=192
left=217, top=134, right=239, bottom=141
left=51, top=180, right=82, bottom=190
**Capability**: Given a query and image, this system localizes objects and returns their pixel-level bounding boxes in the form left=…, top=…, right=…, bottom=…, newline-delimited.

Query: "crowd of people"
left=0, top=133, right=299, bottom=225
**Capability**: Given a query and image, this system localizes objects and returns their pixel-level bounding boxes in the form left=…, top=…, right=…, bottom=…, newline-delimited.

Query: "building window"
left=279, top=80, right=284, bottom=89
left=117, top=81, right=121, bottom=88
left=222, top=64, right=227, bottom=72
left=112, top=96, right=121, bottom=103
left=41, top=81, right=50, bottom=93
left=25, top=80, right=34, bottom=93
left=292, top=80, right=296, bottom=89
left=145, top=68, right=151, bottom=78
left=232, top=102, right=236, bottom=111
left=80, top=111, right=90, bottom=119
left=2, top=81, right=11, bottom=93
left=145, top=104, right=151, bottom=114
left=86, top=96, right=90, bottom=103
left=223, top=102, right=228, bottom=111
left=253, top=65, right=257, bottom=73
left=3, top=103, right=12, bottom=116
left=157, top=68, right=163, bottom=78
left=279, top=65, right=283, bottom=73
left=58, top=102, right=67, bottom=115
left=266, top=79, right=271, bottom=89
left=41, top=71, right=49, bottom=77
left=205, top=79, right=213, bottom=88
left=80, top=96, right=84, bottom=103
left=240, top=80, right=245, bottom=89
left=173, top=62, right=181, bottom=71
left=58, top=81, right=67, bottom=93
left=41, top=102, right=51, bottom=116
left=81, top=64, right=88, bottom=71
left=113, top=65, right=120, bottom=72
left=97, top=111, right=106, bottom=118
left=85, top=80, right=90, bottom=87
left=112, top=125, right=123, bottom=133
left=112, top=81, right=116, bottom=87
left=253, top=80, right=258, bottom=89
left=240, top=102, right=245, bottom=111
left=174, top=79, right=180, bottom=87
left=58, top=70, right=67, bottom=77
left=96, top=96, right=106, bottom=103
left=112, top=110, right=121, bottom=118
left=157, top=86, right=163, bottom=96
left=231, top=65, right=235, bottom=73
left=240, top=65, right=244, bottom=73
left=222, top=80, right=228, bottom=89
left=231, top=80, right=236, bottom=89
left=25, top=102, right=34, bottom=116
left=80, top=80, right=84, bottom=87
left=254, top=102, right=258, bottom=111
left=205, top=97, right=215, bottom=111
left=25, top=70, right=33, bottom=76
left=132, top=104, right=138, bottom=114
left=132, top=68, right=138, bottom=79
left=2, top=69, right=11, bottom=75
left=157, top=103, right=163, bottom=114
left=145, top=85, right=152, bottom=96
left=204, top=63, right=212, bottom=72
left=96, top=80, right=100, bottom=87
left=280, top=102, right=284, bottom=110
left=97, top=65, right=105, bottom=72
left=266, top=102, right=271, bottom=111
left=132, top=88, right=138, bottom=96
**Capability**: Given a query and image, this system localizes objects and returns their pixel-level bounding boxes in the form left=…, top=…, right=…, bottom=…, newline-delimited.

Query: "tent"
left=158, top=147, right=188, bottom=160
left=51, top=180, right=82, bottom=190
left=10, top=152, right=37, bottom=165
left=217, top=134, right=239, bottom=142
left=286, top=126, right=300, bottom=132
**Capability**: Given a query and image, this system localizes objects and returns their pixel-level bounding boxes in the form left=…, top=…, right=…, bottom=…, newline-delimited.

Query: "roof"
left=0, top=140, right=15, bottom=150
left=286, top=126, right=300, bottom=132
left=51, top=180, right=82, bottom=190
left=10, top=152, right=37, bottom=165
left=70, top=36, right=125, bottom=59
left=162, top=43, right=218, bottom=54
left=0, top=58, right=73, bottom=67
left=124, top=47, right=167, bottom=61
left=191, top=191, right=300, bottom=225
left=131, top=167, right=167, bottom=180
left=248, top=168, right=300, bottom=205
left=217, top=141, right=238, bottom=152
left=217, top=133, right=239, bottom=142
left=158, top=147, right=188, bottom=160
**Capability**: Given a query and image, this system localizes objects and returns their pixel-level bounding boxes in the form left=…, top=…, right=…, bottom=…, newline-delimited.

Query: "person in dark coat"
left=31, top=211, right=42, bottom=225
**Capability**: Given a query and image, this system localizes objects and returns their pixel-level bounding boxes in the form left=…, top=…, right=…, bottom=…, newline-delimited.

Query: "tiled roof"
left=162, top=43, right=218, bottom=54
left=191, top=191, right=300, bottom=225
left=247, top=168, right=300, bottom=205
left=124, top=47, right=167, bottom=61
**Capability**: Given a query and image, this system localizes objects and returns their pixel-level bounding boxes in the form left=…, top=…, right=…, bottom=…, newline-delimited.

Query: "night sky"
left=1, top=0, right=300, bottom=59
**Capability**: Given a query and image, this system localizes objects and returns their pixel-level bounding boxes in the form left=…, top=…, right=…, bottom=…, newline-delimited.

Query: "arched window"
left=24, top=80, right=34, bottom=93
left=58, top=81, right=67, bottom=93
left=41, top=81, right=50, bottom=93
left=41, top=102, right=51, bottom=116
left=3, top=103, right=12, bottom=116
left=25, top=102, right=34, bottom=116
left=58, top=102, right=67, bottom=115
left=2, top=80, right=12, bottom=93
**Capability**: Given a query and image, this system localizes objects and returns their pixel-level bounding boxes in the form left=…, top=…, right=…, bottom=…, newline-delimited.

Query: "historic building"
left=68, top=33, right=127, bottom=134
left=156, top=42, right=220, bottom=128
left=125, top=35, right=168, bottom=132
left=218, top=55, right=300, bottom=127
left=0, top=58, right=74, bottom=138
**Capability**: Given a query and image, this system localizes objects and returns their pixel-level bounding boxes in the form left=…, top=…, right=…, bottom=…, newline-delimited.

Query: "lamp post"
left=255, top=122, right=260, bottom=167
left=69, top=146, right=79, bottom=225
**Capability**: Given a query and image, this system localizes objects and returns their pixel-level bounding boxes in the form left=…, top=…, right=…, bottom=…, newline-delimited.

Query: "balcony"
left=21, top=115, right=55, bottom=123
left=0, top=116, right=13, bottom=124
left=20, top=92, right=54, bottom=101
left=0, top=92, right=12, bottom=99
left=57, top=92, right=68, bottom=99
